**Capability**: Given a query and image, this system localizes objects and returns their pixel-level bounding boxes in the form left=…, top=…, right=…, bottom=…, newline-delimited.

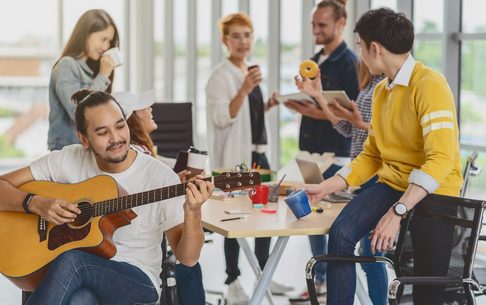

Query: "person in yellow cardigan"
left=300, top=8, right=462, bottom=305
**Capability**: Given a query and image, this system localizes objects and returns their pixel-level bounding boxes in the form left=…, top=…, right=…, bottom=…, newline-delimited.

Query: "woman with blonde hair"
left=205, top=13, right=291, bottom=303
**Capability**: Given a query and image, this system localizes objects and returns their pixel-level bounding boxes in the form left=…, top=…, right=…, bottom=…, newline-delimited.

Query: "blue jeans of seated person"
left=307, top=164, right=342, bottom=284
left=327, top=182, right=455, bottom=305
left=309, top=166, right=379, bottom=286
left=359, top=232, right=387, bottom=305
left=26, top=250, right=159, bottom=305
left=176, top=262, right=205, bottom=305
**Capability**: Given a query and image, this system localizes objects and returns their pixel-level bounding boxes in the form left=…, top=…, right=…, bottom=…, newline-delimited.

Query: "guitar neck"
left=93, top=177, right=213, bottom=217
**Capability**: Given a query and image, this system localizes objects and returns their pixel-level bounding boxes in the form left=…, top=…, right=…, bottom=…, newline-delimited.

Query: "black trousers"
left=224, top=152, right=271, bottom=285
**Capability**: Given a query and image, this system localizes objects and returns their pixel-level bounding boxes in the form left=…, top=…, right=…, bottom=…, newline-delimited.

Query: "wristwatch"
left=393, top=202, right=408, bottom=219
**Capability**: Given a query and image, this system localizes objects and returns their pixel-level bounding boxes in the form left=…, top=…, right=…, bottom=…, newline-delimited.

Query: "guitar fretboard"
left=93, top=177, right=213, bottom=217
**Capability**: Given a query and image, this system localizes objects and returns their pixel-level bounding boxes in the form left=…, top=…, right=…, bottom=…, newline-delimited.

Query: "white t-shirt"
left=29, top=144, right=185, bottom=297
left=317, top=54, right=329, bottom=66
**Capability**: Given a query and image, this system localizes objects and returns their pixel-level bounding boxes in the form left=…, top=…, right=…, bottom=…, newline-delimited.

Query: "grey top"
left=47, top=56, right=111, bottom=150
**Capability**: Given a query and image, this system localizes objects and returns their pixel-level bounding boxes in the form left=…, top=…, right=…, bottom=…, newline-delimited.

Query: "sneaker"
left=227, top=279, right=249, bottom=305
left=268, top=280, right=294, bottom=295
left=288, top=284, right=327, bottom=304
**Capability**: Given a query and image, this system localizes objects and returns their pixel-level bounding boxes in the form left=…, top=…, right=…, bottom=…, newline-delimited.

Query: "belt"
left=251, top=144, right=267, bottom=154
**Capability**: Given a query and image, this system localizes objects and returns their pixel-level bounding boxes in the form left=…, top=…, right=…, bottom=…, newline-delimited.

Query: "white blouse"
left=205, top=58, right=271, bottom=170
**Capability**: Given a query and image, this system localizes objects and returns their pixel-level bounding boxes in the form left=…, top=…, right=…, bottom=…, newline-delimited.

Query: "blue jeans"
left=327, top=182, right=402, bottom=305
left=26, top=250, right=159, bottom=305
left=307, top=164, right=344, bottom=283
left=359, top=233, right=387, bottom=305
left=176, top=262, right=205, bottom=305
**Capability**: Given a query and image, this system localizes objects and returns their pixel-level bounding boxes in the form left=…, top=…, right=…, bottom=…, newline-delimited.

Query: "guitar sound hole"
left=71, top=201, right=94, bottom=228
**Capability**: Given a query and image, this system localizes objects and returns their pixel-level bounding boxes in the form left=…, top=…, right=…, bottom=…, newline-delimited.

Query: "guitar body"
left=0, top=175, right=136, bottom=291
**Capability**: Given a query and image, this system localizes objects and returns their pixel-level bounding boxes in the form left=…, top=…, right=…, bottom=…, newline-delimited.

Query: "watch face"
left=395, top=203, right=407, bottom=215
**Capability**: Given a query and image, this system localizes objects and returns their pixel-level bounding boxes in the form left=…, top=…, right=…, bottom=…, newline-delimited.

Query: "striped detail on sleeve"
left=369, top=128, right=375, bottom=137
left=423, top=122, right=454, bottom=136
left=420, top=110, right=453, bottom=126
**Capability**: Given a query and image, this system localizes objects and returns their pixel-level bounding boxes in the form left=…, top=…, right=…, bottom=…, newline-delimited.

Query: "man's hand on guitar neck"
left=29, top=197, right=81, bottom=226
left=184, top=180, right=215, bottom=214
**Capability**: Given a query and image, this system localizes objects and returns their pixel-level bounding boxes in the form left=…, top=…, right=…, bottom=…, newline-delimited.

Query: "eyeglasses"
left=224, top=32, right=253, bottom=41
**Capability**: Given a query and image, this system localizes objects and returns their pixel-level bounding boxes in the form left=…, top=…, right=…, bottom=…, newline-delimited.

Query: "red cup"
left=249, top=185, right=269, bottom=204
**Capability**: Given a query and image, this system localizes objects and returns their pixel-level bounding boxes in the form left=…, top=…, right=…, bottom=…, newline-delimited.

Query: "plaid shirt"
left=333, top=74, right=386, bottom=158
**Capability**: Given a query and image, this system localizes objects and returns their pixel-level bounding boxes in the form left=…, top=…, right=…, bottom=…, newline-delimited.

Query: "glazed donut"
left=300, top=60, right=319, bottom=78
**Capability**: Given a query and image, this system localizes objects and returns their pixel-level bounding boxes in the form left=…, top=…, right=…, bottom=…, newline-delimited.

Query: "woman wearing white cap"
left=113, top=90, right=207, bottom=305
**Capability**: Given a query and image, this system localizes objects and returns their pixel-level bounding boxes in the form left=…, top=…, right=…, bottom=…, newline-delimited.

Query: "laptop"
left=295, top=158, right=356, bottom=203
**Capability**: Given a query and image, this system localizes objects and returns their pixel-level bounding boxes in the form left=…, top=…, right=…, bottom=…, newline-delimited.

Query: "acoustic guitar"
left=0, top=172, right=261, bottom=291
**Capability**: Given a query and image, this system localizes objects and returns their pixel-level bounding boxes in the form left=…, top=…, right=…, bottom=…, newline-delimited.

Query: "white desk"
left=201, top=197, right=346, bottom=305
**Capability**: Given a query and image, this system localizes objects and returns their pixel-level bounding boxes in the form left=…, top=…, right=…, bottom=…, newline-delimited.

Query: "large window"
left=279, top=0, right=303, bottom=166
left=0, top=0, right=127, bottom=165
left=0, top=0, right=58, bottom=160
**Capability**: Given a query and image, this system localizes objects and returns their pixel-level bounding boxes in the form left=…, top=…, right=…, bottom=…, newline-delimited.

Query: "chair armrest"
left=161, top=254, right=178, bottom=305
left=388, top=276, right=467, bottom=305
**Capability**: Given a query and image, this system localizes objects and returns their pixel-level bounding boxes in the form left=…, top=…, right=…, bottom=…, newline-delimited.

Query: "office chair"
left=303, top=193, right=485, bottom=305
left=151, top=102, right=194, bottom=159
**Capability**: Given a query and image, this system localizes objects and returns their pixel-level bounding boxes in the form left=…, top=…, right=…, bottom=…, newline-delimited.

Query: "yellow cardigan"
left=344, top=61, right=463, bottom=196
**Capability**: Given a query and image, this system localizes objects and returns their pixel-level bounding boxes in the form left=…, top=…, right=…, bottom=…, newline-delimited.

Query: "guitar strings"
left=73, top=174, right=256, bottom=216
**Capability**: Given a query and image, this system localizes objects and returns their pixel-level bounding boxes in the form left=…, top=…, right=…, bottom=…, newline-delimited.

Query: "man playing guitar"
left=0, top=89, right=215, bottom=304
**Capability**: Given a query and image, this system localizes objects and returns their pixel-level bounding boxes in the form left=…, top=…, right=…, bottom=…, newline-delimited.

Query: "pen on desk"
left=221, top=216, right=245, bottom=222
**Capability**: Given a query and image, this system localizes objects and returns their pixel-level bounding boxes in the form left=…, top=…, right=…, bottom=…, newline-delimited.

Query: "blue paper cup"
left=283, top=189, right=312, bottom=219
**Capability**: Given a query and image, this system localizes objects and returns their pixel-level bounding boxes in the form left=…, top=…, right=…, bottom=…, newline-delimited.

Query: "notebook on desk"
left=295, top=158, right=356, bottom=203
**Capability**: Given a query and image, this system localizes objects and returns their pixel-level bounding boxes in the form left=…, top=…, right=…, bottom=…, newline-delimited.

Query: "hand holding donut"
left=240, top=66, right=263, bottom=95
left=295, top=69, right=323, bottom=99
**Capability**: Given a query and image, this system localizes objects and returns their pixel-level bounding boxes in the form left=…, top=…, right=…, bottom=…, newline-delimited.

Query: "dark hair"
left=354, top=8, right=414, bottom=54
left=127, top=113, right=155, bottom=156
left=55, top=10, right=120, bottom=93
left=72, top=89, right=125, bottom=135
left=316, top=0, right=347, bottom=22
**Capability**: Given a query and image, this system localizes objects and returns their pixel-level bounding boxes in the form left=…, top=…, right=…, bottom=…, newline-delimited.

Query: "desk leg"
left=237, top=238, right=275, bottom=305
left=243, top=236, right=290, bottom=305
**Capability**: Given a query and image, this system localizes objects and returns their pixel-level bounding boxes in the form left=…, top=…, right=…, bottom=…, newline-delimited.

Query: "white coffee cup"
left=102, top=48, right=123, bottom=67
left=187, top=150, right=208, bottom=179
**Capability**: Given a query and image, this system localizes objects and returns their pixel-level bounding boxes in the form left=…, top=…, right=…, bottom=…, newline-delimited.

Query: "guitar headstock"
left=213, top=172, right=262, bottom=192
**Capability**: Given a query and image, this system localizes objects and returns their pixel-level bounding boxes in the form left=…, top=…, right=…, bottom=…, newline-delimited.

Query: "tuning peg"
left=228, top=192, right=235, bottom=199
left=251, top=188, right=257, bottom=196
left=239, top=190, right=246, bottom=196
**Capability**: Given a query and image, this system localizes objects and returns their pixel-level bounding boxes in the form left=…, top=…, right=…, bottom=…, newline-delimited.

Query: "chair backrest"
left=394, top=194, right=485, bottom=302
left=151, top=102, right=193, bottom=159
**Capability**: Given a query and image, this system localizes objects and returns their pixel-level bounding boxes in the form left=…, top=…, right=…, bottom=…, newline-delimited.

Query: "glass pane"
left=196, top=0, right=212, bottom=150
left=460, top=40, right=486, bottom=145
left=249, top=0, right=269, bottom=91
left=174, top=0, right=187, bottom=101
left=413, top=0, right=443, bottom=33
left=413, top=39, right=442, bottom=74
left=280, top=0, right=302, bottom=167
left=0, top=0, right=59, bottom=160
left=222, top=0, right=239, bottom=18
left=370, top=0, right=397, bottom=10
left=460, top=149, right=486, bottom=200
left=462, top=0, right=486, bottom=33
left=154, top=0, right=165, bottom=101
left=63, top=0, right=126, bottom=92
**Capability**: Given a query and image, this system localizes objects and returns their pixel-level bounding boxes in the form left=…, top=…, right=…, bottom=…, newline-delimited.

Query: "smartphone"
left=173, top=150, right=188, bottom=174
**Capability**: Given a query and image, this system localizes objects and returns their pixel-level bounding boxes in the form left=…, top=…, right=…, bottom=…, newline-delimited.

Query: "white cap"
left=112, top=89, right=156, bottom=118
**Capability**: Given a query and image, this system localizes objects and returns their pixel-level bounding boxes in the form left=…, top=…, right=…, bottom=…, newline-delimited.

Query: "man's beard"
left=315, top=32, right=336, bottom=46
left=91, top=140, right=129, bottom=164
